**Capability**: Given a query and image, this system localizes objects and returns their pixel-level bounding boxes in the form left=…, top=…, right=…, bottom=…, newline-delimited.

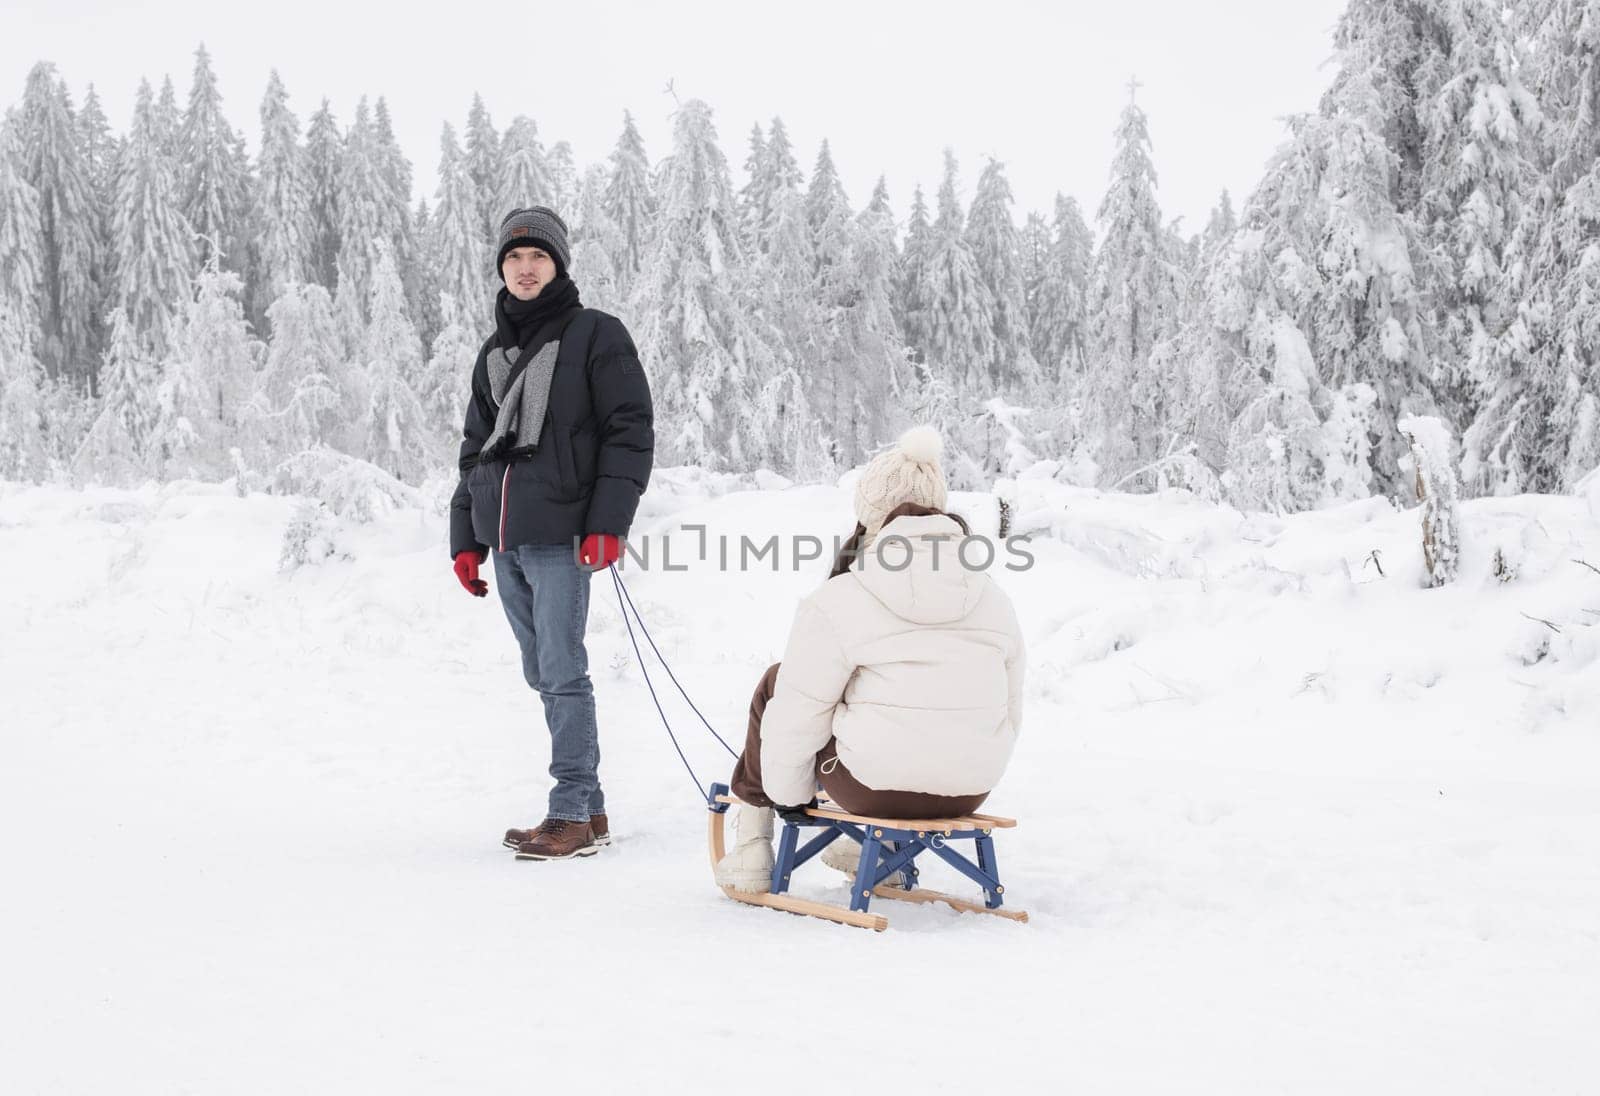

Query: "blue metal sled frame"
left=708, top=783, right=1028, bottom=930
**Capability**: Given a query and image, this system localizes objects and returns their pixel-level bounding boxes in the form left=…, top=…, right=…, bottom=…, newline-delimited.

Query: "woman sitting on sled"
left=714, top=426, right=1026, bottom=894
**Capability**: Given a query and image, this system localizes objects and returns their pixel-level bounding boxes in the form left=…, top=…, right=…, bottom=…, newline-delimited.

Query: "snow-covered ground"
left=4, top=471, right=1598, bottom=1093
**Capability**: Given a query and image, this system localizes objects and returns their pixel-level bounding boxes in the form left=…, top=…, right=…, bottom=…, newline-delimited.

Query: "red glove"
left=579, top=534, right=622, bottom=571
left=453, top=549, right=488, bottom=596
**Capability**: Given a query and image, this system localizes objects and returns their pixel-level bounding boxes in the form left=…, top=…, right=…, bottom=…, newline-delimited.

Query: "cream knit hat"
left=854, top=425, right=949, bottom=540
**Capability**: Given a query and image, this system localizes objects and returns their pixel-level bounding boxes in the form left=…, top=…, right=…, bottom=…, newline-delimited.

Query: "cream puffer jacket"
left=759, top=513, right=1025, bottom=807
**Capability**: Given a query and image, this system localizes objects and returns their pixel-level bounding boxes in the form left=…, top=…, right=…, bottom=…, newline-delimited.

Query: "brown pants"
left=729, top=662, right=989, bottom=818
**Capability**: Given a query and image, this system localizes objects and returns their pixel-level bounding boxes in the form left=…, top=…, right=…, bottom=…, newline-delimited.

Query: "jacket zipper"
left=498, top=464, right=512, bottom=552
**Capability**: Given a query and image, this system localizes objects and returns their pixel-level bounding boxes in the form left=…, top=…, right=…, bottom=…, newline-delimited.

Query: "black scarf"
left=494, top=276, right=582, bottom=349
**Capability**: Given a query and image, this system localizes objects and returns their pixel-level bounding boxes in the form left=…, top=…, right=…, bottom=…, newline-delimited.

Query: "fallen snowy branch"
left=1520, top=612, right=1563, bottom=634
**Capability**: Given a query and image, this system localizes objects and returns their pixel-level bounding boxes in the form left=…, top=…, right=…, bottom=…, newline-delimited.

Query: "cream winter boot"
left=714, top=805, right=775, bottom=893
left=821, top=836, right=904, bottom=887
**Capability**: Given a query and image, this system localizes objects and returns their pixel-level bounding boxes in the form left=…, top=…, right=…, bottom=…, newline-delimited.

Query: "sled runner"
left=706, top=782, right=1028, bottom=931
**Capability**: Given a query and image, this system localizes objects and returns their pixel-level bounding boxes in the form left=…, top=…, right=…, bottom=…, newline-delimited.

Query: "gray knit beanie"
left=497, top=206, right=571, bottom=280
left=854, top=425, right=949, bottom=541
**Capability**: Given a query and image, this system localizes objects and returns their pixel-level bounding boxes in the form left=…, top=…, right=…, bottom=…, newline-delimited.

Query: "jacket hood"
left=853, top=513, right=984, bottom=625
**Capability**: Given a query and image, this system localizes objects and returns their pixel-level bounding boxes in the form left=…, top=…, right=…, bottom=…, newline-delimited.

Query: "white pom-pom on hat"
left=896, top=424, right=943, bottom=465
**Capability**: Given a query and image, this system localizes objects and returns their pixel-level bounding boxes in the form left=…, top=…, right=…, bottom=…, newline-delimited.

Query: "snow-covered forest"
left=2, top=0, right=1597, bottom=507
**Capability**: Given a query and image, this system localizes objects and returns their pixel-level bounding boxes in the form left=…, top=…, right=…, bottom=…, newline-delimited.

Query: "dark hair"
left=827, top=502, right=970, bottom=579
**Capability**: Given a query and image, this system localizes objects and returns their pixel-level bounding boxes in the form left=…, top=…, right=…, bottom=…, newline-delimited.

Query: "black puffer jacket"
left=449, top=306, right=653, bottom=557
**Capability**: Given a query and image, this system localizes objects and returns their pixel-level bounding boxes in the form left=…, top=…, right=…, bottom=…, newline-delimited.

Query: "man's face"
left=502, top=246, right=557, bottom=300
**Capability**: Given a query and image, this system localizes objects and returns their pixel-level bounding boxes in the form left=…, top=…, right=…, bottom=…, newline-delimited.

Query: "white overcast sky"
left=5, top=0, right=1349, bottom=235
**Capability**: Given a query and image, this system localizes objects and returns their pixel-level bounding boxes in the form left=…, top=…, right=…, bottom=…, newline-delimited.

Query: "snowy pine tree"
left=1426, top=1, right=1543, bottom=492
left=603, top=110, right=653, bottom=286
left=924, top=150, right=996, bottom=394
left=547, top=140, right=578, bottom=215
left=76, top=85, right=116, bottom=207
left=1020, top=209, right=1051, bottom=351
left=741, top=116, right=804, bottom=257
left=162, top=256, right=262, bottom=479
left=758, top=140, right=812, bottom=303
left=463, top=94, right=502, bottom=246
left=416, top=290, right=476, bottom=458
left=804, top=140, right=861, bottom=465
left=0, top=110, right=49, bottom=480
left=497, top=115, right=553, bottom=217
left=75, top=307, right=159, bottom=482
left=846, top=177, right=911, bottom=460
left=1518, top=0, right=1600, bottom=491
left=335, top=98, right=388, bottom=327
left=113, top=80, right=195, bottom=360
left=429, top=124, right=489, bottom=331
left=180, top=44, right=250, bottom=270
left=75, top=82, right=116, bottom=359
left=732, top=120, right=813, bottom=467
left=410, top=195, right=444, bottom=353
left=572, top=163, right=626, bottom=312
left=372, top=97, right=412, bottom=213
left=250, top=70, right=312, bottom=325
left=303, top=100, right=343, bottom=289
left=1087, top=85, right=1182, bottom=486
left=1021, top=194, right=1096, bottom=473
left=898, top=184, right=936, bottom=367
left=865, top=175, right=893, bottom=219
left=261, top=281, right=343, bottom=458
left=805, top=140, right=850, bottom=252
left=1201, top=189, right=1237, bottom=261
left=372, top=98, right=423, bottom=315
left=18, top=63, right=97, bottom=380
left=1324, top=0, right=1458, bottom=212
left=0, top=111, right=43, bottom=328
left=154, top=78, right=181, bottom=158
left=1032, top=194, right=1093, bottom=381
left=737, top=123, right=770, bottom=251
left=358, top=240, right=429, bottom=483
left=966, top=158, right=1040, bottom=390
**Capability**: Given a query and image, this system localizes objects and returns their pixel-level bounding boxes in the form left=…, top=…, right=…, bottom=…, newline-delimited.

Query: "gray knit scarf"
left=483, top=338, right=561, bottom=454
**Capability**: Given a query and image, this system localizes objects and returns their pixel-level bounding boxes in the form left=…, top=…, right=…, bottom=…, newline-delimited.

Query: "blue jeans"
left=492, top=544, right=603, bottom=823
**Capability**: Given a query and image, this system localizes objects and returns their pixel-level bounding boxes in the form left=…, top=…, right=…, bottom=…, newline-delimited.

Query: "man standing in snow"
left=449, top=206, right=654, bottom=861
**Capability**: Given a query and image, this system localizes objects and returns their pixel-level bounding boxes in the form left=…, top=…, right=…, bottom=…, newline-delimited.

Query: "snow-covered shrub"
left=1492, top=547, right=1516, bottom=584
left=1399, top=414, right=1461, bottom=587
left=278, top=499, right=349, bottom=572
left=272, top=445, right=425, bottom=522
left=1319, top=383, right=1377, bottom=504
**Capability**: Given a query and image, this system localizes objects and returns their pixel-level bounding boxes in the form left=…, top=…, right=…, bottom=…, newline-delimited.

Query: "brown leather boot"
left=505, top=814, right=610, bottom=850
left=503, top=823, right=545, bottom=850
left=515, top=818, right=599, bottom=861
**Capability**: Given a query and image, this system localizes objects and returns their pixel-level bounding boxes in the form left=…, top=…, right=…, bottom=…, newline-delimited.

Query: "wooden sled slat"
left=963, top=812, right=1019, bottom=829
left=871, top=885, right=1029, bottom=923
left=721, top=885, right=888, bottom=931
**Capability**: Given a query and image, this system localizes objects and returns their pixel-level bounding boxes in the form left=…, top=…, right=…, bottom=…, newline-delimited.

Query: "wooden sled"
left=707, top=782, right=1028, bottom=932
